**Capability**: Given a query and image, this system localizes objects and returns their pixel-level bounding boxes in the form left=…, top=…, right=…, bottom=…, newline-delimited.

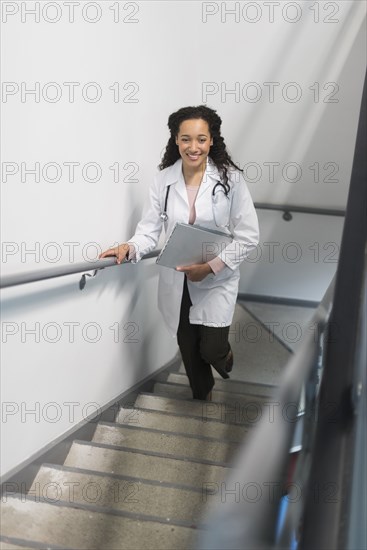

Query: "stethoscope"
left=160, top=180, right=230, bottom=222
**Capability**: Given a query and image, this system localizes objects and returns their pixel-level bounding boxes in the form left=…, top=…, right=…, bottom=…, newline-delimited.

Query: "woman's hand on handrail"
left=99, top=243, right=130, bottom=265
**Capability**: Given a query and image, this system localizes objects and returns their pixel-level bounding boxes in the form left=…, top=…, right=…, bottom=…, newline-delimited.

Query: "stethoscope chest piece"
left=160, top=184, right=171, bottom=222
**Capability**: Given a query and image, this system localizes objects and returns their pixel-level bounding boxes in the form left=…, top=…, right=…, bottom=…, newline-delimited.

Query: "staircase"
left=1, top=362, right=279, bottom=549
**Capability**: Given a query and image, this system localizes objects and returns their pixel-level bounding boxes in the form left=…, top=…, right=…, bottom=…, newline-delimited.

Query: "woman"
left=100, top=105, right=259, bottom=401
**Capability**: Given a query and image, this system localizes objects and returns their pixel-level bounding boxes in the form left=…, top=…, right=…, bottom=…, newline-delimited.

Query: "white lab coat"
left=127, top=157, right=259, bottom=337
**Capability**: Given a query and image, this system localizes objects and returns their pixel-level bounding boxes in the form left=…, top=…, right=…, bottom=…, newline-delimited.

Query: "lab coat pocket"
left=159, top=265, right=175, bottom=287
left=212, top=264, right=234, bottom=282
left=195, top=264, right=234, bottom=289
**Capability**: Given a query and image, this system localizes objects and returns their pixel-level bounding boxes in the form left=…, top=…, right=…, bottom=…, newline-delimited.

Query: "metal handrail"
left=0, top=250, right=160, bottom=290
left=198, top=275, right=335, bottom=549
left=254, top=203, right=345, bottom=217
left=0, top=205, right=345, bottom=291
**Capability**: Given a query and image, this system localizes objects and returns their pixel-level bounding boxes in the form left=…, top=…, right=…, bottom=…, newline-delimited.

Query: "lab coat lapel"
left=165, top=159, right=188, bottom=206
left=196, top=157, right=220, bottom=200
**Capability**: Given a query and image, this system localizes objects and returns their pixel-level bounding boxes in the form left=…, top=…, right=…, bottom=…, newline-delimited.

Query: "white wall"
left=1, top=1, right=366, bottom=478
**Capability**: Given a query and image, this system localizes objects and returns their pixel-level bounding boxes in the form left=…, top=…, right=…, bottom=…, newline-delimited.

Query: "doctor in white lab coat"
left=100, top=105, right=259, bottom=401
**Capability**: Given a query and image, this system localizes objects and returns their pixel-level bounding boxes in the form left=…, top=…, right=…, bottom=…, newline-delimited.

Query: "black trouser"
left=177, top=276, right=231, bottom=400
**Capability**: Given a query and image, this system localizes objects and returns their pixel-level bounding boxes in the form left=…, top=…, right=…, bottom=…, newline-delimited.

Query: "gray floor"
left=223, top=302, right=292, bottom=386
left=211, top=300, right=317, bottom=387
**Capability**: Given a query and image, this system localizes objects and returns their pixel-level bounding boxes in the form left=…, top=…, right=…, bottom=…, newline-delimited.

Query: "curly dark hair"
left=159, top=105, right=242, bottom=192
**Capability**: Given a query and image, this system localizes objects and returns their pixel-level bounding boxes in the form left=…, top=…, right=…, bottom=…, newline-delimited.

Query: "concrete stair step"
left=160, top=372, right=277, bottom=397
left=153, top=382, right=268, bottom=409
left=92, top=422, right=237, bottom=465
left=64, top=441, right=230, bottom=488
left=1, top=494, right=196, bottom=550
left=0, top=541, right=45, bottom=550
left=30, top=464, right=208, bottom=525
left=135, top=393, right=258, bottom=425
left=0, top=545, right=25, bottom=550
left=0, top=536, right=74, bottom=549
left=0, top=545, right=30, bottom=550
left=178, top=362, right=222, bottom=379
left=116, top=407, right=248, bottom=442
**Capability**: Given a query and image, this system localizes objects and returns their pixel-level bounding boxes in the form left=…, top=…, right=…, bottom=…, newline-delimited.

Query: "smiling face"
left=175, top=118, right=213, bottom=175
